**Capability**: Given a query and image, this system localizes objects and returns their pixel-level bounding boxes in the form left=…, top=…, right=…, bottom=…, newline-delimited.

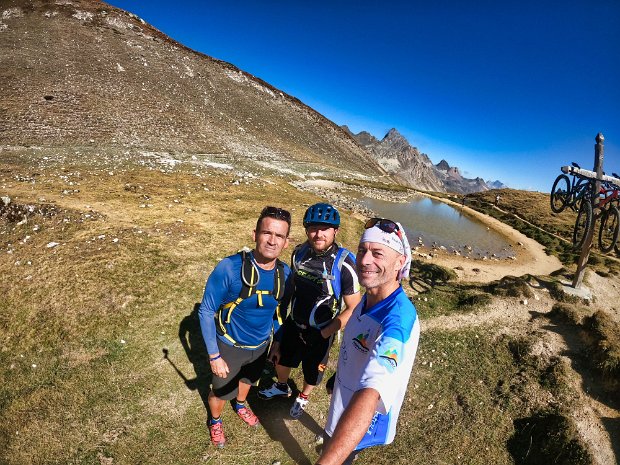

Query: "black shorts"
left=211, top=341, right=268, bottom=401
left=278, top=318, right=334, bottom=386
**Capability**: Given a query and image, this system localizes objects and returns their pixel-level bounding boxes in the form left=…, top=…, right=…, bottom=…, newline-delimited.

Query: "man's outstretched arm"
left=315, top=388, right=380, bottom=465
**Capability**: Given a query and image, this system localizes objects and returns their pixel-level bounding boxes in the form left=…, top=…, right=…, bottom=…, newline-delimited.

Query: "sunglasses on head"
left=260, top=206, right=291, bottom=224
left=365, top=217, right=402, bottom=238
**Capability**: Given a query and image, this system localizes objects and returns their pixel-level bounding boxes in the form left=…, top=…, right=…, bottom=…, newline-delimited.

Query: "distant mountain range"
left=0, top=0, right=505, bottom=195
left=343, top=126, right=506, bottom=194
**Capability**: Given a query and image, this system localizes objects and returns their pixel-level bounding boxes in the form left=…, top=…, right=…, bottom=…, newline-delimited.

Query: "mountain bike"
left=550, top=162, right=591, bottom=213
left=573, top=198, right=594, bottom=249
left=598, top=176, right=620, bottom=253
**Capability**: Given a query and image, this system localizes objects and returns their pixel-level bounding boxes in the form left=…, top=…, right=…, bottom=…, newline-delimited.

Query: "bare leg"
left=236, top=381, right=252, bottom=402
left=301, top=382, right=316, bottom=397
left=275, top=364, right=292, bottom=384
left=208, top=390, right=225, bottom=419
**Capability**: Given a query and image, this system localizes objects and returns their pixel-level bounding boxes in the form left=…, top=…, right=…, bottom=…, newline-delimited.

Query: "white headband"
left=360, top=221, right=412, bottom=280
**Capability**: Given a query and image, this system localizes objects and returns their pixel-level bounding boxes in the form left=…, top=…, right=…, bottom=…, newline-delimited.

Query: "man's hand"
left=209, top=356, right=230, bottom=378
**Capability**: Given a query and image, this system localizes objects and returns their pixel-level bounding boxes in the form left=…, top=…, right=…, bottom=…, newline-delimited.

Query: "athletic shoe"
left=236, top=405, right=260, bottom=427
left=289, top=395, right=309, bottom=419
left=257, top=382, right=292, bottom=400
left=208, top=421, right=226, bottom=448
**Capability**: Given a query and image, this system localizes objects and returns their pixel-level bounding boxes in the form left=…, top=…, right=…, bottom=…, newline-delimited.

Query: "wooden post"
left=572, top=133, right=605, bottom=288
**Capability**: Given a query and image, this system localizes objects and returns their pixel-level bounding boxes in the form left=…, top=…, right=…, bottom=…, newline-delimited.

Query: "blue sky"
left=106, top=0, right=619, bottom=192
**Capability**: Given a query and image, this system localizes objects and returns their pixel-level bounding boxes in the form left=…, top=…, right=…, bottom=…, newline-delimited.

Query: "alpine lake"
left=361, top=196, right=516, bottom=260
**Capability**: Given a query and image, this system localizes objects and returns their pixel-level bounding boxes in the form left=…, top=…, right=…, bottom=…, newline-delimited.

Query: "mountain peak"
left=384, top=128, right=403, bottom=140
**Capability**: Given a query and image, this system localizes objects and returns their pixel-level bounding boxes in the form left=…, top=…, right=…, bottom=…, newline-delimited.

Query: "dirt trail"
left=421, top=273, right=619, bottom=465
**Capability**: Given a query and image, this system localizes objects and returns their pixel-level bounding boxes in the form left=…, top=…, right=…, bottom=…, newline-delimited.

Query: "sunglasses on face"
left=364, top=217, right=403, bottom=239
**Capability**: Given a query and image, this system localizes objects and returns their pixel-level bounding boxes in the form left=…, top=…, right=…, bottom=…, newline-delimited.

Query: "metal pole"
left=572, top=133, right=605, bottom=288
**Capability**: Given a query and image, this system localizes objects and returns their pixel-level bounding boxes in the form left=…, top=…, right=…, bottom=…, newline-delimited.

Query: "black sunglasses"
left=259, top=206, right=291, bottom=224
left=365, top=217, right=403, bottom=239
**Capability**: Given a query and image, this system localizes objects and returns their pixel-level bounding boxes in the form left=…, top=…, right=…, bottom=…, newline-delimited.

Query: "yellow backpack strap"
left=240, top=250, right=259, bottom=298
left=272, top=260, right=286, bottom=324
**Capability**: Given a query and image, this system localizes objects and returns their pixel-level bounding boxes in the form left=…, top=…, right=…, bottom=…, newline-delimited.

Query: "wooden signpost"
left=572, top=133, right=605, bottom=289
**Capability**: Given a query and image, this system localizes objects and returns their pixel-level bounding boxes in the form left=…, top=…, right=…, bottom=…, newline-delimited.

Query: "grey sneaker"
left=289, top=395, right=309, bottom=419
left=258, top=382, right=292, bottom=400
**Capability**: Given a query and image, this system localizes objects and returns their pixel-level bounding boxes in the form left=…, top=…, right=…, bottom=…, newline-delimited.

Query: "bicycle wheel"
left=599, top=206, right=620, bottom=253
left=550, top=174, right=571, bottom=213
left=573, top=201, right=593, bottom=249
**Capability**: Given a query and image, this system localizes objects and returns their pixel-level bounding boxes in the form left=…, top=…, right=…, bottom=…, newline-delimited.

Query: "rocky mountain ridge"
left=343, top=126, right=506, bottom=194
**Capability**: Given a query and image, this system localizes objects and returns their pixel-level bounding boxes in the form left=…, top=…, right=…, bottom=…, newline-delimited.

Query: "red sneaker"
left=208, top=421, right=226, bottom=448
left=236, top=405, right=260, bottom=427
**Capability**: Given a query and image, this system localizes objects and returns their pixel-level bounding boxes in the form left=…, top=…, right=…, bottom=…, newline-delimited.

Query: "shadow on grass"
left=171, top=304, right=322, bottom=463
left=167, top=303, right=212, bottom=414
left=247, top=378, right=323, bottom=465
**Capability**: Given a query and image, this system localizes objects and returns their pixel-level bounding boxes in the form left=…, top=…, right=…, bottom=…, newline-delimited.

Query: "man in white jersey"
left=315, top=217, right=420, bottom=465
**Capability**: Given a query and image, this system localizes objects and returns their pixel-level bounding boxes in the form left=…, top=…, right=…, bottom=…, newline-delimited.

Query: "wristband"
left=209, top=354, right=221, bottom=362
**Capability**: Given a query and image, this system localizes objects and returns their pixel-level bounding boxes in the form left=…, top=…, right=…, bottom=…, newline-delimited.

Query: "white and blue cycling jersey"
left=325, top=285, right=420, bottom=450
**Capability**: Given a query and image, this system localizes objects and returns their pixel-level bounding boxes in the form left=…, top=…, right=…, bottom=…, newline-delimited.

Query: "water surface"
left=361, top=196, right=515, bottom=259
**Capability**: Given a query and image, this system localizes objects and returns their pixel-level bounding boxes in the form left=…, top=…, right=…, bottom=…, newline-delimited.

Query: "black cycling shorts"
left=211, top=341, right=268, bottom=400
left=278, top=318, right=334, bottom=386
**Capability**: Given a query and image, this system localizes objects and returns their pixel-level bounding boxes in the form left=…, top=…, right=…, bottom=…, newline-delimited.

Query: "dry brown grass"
left=0, top=151, right=598, bottom=465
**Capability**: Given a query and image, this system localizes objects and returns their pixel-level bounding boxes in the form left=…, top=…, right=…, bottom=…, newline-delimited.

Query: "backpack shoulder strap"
left=330, top=246, right=351, bottom=302
left=273, top=259, right=286, bottom=302
left=272, top=259, right=286, bottom=325
left=292, top=242, right=310, bottom=272
left=239, top=250, right=259, bottom=298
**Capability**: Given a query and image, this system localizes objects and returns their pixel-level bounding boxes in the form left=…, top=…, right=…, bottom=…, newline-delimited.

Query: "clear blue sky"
left=106, top=0, right=619, bottom=192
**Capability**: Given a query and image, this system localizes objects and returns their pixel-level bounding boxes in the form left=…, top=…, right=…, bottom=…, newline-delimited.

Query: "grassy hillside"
left=1, top=150, right=616, bottom=464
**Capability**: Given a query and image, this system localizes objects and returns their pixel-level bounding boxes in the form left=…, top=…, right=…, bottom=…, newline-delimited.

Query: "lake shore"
left=412, top=193, right=563, bottom=283
left=296, top=180, right=563, bottom=283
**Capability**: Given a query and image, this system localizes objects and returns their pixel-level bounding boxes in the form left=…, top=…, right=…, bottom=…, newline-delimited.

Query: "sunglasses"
left=259, top=206, right=291, bottom=224
left=365, top=217, right=403, bottom=239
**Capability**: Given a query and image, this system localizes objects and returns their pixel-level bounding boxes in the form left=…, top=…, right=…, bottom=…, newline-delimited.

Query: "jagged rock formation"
left=434, top=159, right=490, bottom=194
left=0, top=0, right=386, bottom=179
left=487, top=180, right=507, bottom=190
left=344, top=126, right=501, bottom=194
left=343, top=127, right=445, bottom=192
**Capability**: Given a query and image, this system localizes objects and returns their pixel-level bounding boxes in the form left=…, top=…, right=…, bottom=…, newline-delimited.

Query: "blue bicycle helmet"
left=303, top=203, right=340, bottom=228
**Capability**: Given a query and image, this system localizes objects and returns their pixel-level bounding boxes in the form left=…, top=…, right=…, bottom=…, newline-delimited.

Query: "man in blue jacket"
left=198, top=206, right=292, bottom=448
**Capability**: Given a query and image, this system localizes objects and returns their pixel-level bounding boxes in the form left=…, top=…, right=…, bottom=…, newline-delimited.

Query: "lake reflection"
left=361, top=196, right=515, bottom=259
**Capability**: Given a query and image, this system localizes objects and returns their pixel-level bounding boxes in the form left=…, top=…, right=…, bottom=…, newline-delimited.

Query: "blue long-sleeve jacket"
left=198, top=252, right=292, bottom=355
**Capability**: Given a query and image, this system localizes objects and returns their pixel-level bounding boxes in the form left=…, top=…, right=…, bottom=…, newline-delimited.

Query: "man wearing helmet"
left=258, top=203, right=361, bottom=419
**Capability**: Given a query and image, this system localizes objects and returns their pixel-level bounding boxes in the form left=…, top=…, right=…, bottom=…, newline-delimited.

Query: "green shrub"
left=488, top=276, right=534, bottom=298
left=411, top=260, right=457, bottom=285
left=457, top=291, right=492, bottom=309
left=583, top=311, right=620, bottom=379
left=548, top=303, right=584, bottom=325
left=508, top=409, right=593, bottom=465
left=548, top=281, right=581, bottom=304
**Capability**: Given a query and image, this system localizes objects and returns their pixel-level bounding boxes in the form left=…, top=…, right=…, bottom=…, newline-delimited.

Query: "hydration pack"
left=215, top=250, right=286, bottom=349
left=292, top=242, right=352, bottom=325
